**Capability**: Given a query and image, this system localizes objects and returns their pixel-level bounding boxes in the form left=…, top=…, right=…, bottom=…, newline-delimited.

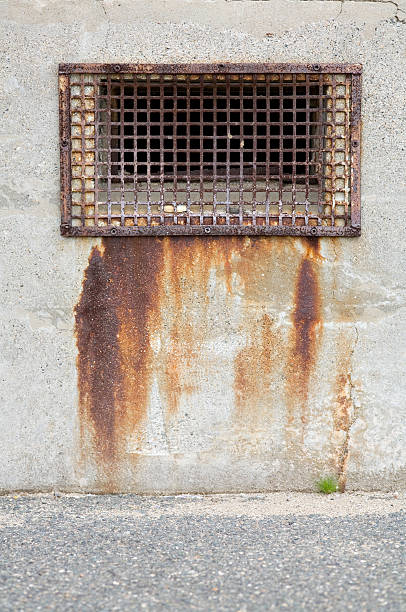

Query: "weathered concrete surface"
left=1, top=0, right=405, bottom=492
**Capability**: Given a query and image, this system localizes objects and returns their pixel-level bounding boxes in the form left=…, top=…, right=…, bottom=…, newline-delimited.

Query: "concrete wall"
left=1, top=0, right=405, bottom=493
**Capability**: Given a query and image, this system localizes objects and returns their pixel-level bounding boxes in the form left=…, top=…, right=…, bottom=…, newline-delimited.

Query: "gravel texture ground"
left=0, top=492, right=405, bottom=611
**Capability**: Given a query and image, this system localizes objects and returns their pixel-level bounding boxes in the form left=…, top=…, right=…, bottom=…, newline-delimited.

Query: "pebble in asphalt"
left=0, top=493, right=405, bottom=611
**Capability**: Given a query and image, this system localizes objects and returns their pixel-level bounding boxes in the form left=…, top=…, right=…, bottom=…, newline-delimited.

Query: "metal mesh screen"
left=59, top=64, right=361, bottom=236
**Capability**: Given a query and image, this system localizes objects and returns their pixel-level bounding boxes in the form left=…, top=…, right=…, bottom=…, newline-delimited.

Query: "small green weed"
left=316, top=476, right=338, bottom=494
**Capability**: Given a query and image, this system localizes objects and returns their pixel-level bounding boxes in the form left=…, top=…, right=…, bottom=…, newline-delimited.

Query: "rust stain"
left=231, top=237, right=297, bottom=439
left=160, top=236, right=238, bottom=418
left=75, top=237, right=163, bottom=488
left=75, top=232, right=331, bottom=490
left=285, top=238, right=323, bottom=440
left=75, top=243, right=120, bottom=466
left=234, top=313, right=277, bottom=429
left=162, top=237, right=197, bottom=417
left=75, top=235, right=238, bottom=486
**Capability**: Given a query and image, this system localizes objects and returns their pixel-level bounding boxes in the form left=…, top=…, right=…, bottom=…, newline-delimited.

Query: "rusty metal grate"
left=59, top=64, right=361, bottom=237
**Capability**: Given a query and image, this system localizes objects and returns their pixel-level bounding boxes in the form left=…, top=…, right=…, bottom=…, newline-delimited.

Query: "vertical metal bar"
left=146, top=74, right=151, bottom=226
left=173, top=77, right=178, bottom=219
left=291, top=73, right=297, bottom=226
left=226, top=74, right=231, bottom=225
left=213, top=75, right=218, bottom=226
left=343, top=73, right=351, bottom=227
left=265, top=73, right=270, bottom=226
left=107, top=74, right=112, bottom=226
left=94, top=74, right=99, bottom=228
left=184, top=75, right=191, bottom=226
left=59, top=74, right=71, bottom=229
left=205, top=74, right=211, bottom=225
left=304, top=74, right=311, bottom=226
left=239, top=74, right=244, bottom=225
left=252, top=74, right=257, bottom=226
left=196, top=75, right=203, bottom=226
left=350, top=72, right=361, bottom=229
left=331, top=74, right=337, bottom=228
left=120, top=76, right=125, bottom=227
left=303, top=75, right=309, bottom=212
left=160, top=74, right=165, bottom=225
left=80, top=73, right=86, bottom=228
left=315, top=73, right=323, bottom=226
left=278, top=75, right=283, bottom=226
left=134, top=74, right=139, bottom=227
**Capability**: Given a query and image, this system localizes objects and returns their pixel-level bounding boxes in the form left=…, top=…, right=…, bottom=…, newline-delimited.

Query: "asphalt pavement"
left=0, top=493, right=405, bottom=611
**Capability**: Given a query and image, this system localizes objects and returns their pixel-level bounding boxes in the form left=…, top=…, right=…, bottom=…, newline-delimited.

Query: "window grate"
left=59, top=64, right=361, bottom=236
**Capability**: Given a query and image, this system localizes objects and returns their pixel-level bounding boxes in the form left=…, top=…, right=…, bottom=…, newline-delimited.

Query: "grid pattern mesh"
left=60, top=67, right=360, bottom=236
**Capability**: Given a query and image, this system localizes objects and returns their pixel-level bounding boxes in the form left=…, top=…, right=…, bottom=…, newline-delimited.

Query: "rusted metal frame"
left=350, top=73, right=361, bottom=229
left=60, top=66, right=362, bottom=236
left=62, top=224, right=360, bottom=237
left=59, top=74, right=72, bottom=231
left=59, top=63, right=362, bottom=75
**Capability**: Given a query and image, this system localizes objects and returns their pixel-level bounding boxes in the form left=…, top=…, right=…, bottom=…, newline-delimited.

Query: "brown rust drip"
left=75, top=237, right=164, bottom=486
left=286, top=238, right=323, bottom=437
left=75, top=244, right=121, bottom=465
left=161, top=236, right=237, bottom=418
left=161, top=237, right=201, bottom=417
left=234, top=313, right=276, bottom=429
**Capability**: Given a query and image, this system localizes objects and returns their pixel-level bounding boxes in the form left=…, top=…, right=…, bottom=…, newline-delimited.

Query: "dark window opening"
left=104, top=80, right=321, bottom=182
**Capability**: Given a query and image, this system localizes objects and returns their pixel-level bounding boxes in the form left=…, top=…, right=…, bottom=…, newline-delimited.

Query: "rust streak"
left=234, top=313, right=276, bottom=429
left=75, top=244, right=121, bottom=465
left=161, top=236, right=237, bottom=418
left=75, top=237, right=163, bottom=489
left=286, top=238, right=323, bottom=437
